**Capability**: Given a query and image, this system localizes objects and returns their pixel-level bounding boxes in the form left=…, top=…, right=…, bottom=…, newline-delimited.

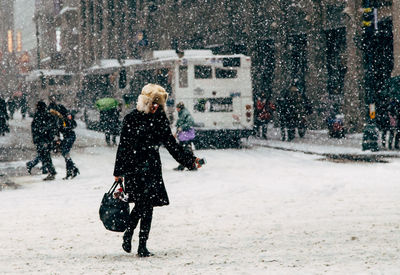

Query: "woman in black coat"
left=113, top=84, right=201, bottom=257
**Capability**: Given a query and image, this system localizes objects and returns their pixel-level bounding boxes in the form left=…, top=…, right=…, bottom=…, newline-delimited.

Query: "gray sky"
left=14, top=0, right=36, bottom=51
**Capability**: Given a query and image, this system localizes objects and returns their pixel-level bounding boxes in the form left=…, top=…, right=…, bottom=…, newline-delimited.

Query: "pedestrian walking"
left=113, top=84, right=203, bottom=257
left=391, top=99, right=400, bottom=150
left=20, top=92, right=28, bottom=119
left=278, top=83, right=312, bottom=141
left=27, top=101, right=57, bottom=180
left=0, top=97, right=10, bottom=135
left=174, top=101, right=196, bottom=171
left=255, top=93, right=275, bottom=139
left=48, top=95, right=80, bottom=179
left=278, top=86, right=298, bottom=141
left=7, top=96, right=17, bottom=119
left=99, top=103, right=121, bottom=146
left=379, top=98, right=393, bottom=149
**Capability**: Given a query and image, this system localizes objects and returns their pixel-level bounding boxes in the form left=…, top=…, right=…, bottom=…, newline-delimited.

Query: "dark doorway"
left=252, top=39, right=275, bottom=100
left=325, top=27, right=347, bottom=114
left=374, top=19, right=394, bottom=104
left=288, top=34, right=307, bottom=92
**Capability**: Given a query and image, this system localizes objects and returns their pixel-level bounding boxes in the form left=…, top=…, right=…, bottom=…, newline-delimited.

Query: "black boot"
left=26, top=162, right=33, bottom=174
left=43, top=173, right=56, bottom=181
left=137, top=239, right=153, bottom=257
left=64, top=169, right=72, bottom=180
left=122, top=230, right=133, bottom=253
left=71, top=167, right=80, bottom=179
left=64, top=158, right=79, bottom=180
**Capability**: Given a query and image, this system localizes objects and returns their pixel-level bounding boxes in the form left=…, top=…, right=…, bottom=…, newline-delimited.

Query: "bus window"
left=194, top=65, right=212, bottom=79
left=179, top=66, right=188, bottom=87
left=216, top=68, right=237, bottom=79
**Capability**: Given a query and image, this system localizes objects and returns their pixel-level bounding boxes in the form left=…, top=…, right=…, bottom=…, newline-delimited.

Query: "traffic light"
left=362, top=7, right=373, bottom=28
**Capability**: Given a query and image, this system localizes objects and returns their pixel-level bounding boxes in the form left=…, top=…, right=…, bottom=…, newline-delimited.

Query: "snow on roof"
left=25, top=69, right=70, bottom=81
left=122, top=59, right=142, bottom=67
left=152, top=49, right=214, bottom=60
left=84, top=59, right=122, bottom=74
left=58, top=6, right=78, bottom=16
left=85, top=59, right=142, bottom=74
left=41, top=57, right=51, bottom=63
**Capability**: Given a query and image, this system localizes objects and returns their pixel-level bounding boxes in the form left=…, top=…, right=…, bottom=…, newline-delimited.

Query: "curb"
left=246, top=140, right=400, bottom=163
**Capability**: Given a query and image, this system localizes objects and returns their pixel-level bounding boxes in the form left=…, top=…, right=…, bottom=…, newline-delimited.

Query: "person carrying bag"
left=99, top=180, right=130, bottom=232
left=174, top=101, right=196, bottom=171
left=113, top=84, right=204, bottom=257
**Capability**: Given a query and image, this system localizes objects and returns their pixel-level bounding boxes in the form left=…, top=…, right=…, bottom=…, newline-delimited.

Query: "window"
left=194, top=65, right=212, bottom=79
left=216, top=68, right=237, bottom=79
left=64, top=75, right=72, bottom=85
left=48, top=78, right=56, bottom=86
left=223, top=57, right=241, bottom=67
left=179, top=66, right=188, bottom=87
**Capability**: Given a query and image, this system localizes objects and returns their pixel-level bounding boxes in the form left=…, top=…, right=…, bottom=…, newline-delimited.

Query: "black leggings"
left=126, top=200, right=154, bottom=241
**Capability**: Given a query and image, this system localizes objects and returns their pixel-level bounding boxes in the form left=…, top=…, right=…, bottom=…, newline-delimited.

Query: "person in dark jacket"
left=0, top=97, right=9, bottom=135
left=113, top=84, right=203, bottom=257
left=20, top=92, right=28, bottom=119
left=7, top=96, right=17, bottom=120
left=99, top=104, right=121, bottom=146
left=28, top=101, right=57, bottom=180
left=174, top=101, right=196, bottom=171
left=277, top=87, right=297, bottom=141
left=278, top=84, right=312, bottom=141
left=48, top=95, right=79, bottom=179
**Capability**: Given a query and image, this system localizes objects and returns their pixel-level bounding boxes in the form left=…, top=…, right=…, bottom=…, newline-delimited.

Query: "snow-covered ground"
left=1, top=112, right=400, bottom=274
left=1, top=135, right=400, bottom=273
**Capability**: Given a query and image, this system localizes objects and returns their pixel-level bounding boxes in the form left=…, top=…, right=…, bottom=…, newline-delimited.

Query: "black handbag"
left=99, top=180, right=130, bottom=232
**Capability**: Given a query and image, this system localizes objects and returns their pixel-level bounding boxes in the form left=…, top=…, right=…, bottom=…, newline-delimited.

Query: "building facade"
left=33, top=0, right=399, bottom=131
left=0, top=0, right=16, bottom=97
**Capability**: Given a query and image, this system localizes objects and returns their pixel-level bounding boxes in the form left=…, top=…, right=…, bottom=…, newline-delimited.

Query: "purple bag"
left=178, top=128, right=196, bottom=142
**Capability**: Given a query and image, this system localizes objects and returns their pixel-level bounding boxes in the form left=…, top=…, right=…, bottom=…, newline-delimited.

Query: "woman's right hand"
left=194, top=158, right=206, bottom=168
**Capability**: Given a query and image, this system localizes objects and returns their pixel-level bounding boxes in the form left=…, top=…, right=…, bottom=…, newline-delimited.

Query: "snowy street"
left=3, top=0, right=400, bottom=273
left=1, top=130, right=400, bottom=273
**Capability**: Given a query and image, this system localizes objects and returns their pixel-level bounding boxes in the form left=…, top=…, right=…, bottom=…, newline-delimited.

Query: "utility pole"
left=361, top=0, right=379, bottom=151
left=35, top=15, right=40, bottom=70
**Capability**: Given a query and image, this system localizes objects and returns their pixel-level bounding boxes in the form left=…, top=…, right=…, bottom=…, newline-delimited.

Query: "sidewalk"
left=245, top=125, right=400, bottom=162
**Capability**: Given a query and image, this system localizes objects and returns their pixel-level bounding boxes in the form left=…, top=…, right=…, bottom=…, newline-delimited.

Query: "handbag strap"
left=107, top=181, right=119, bottom=194
left=107, top=180, right=125, bottom=194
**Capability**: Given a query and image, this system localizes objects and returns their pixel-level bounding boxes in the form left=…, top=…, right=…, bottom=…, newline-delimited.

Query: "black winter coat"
left=100, top=108, right=120, bottom=135
left=113, top=108, right=196, bottom=207
left=32, top=109, right=57, bottom=145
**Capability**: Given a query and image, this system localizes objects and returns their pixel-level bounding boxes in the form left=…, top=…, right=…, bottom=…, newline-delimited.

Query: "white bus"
left=124, top=50, right=254, bottom=148
left=25, top=69, right=77, bottom=115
